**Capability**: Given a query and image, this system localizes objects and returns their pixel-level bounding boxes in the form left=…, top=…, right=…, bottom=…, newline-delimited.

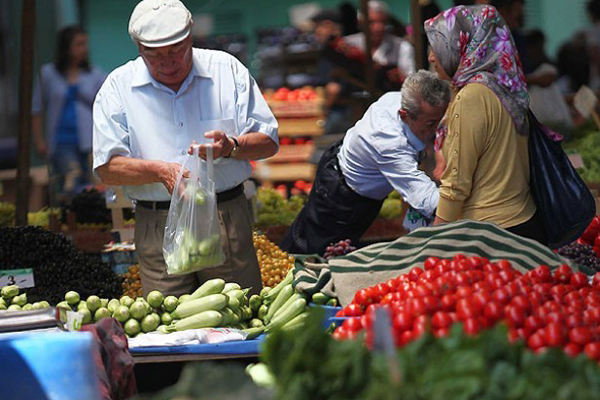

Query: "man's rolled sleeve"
left=92, top=81, right=131, bottom=173
left=233, top=59, right=279, bottom=147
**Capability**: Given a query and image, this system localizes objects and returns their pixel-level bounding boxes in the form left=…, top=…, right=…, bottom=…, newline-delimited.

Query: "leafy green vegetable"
left=262, top=310, right=600, bottom=400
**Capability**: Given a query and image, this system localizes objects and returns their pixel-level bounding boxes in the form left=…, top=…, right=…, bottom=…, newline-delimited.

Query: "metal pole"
left=16, top=0, right=36, bottom=226
left=411, top=0, right=425, bottom=71
left=359, top=0, right=376, bottom=98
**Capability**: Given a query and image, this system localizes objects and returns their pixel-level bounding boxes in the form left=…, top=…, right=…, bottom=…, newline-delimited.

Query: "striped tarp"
left=294, top=220, right=574, bottom=307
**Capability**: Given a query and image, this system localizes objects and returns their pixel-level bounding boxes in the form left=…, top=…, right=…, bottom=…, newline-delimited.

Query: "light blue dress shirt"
left=32, top=63, right=106, bottom=154
left=93, top=48, right=279, bottom=201
left=337, top=92, right=439, bottom=218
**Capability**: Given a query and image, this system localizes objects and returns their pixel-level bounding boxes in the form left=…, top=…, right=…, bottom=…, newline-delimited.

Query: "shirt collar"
left=131, top=52, right=212, bottom=89
left=401, top=120, right=426, bottom=153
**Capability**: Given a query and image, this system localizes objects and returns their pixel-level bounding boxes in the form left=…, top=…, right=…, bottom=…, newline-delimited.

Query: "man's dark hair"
left=55, top=25, right=90, bottom=76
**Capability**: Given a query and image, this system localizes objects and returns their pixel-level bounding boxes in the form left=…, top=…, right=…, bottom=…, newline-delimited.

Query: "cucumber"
left=186, top=278, right=226, bottom=302
left=263, top=270, right=293, bottom=304
left=268, top=298, right=307, bottom=330
left=281, top=311, right=308, bottom=331
left=222, top=282, right=242, bottom=293
left=249, top=295, right=262, bottom=314
left=258, top=304, right=268, bottom=321
left=265, top=284, right=293, bottom=323
left=272, top=293, right=299, bottom=321
left=227, top=296, right=241, bottom=310
left=171, top=293, right=228, bottom=319
left=311, top=292, right=329, bottom=305
left=243, top=326, right=265, bottom=340
left=168, top=310, right=223, bottom=331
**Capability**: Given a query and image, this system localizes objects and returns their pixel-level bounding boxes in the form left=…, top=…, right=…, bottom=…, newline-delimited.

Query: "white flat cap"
left=128, top=0, right=193, bottom=48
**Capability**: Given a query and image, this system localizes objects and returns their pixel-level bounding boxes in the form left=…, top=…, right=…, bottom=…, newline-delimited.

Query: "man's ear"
left=399, top=109, right=409, bottom=121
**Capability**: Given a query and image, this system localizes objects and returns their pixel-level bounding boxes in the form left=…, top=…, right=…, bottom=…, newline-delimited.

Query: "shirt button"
left=179, top=122, right=183, bottom=127
left=453, top=149, right=458, bottom=154
left=181, top=150, right=186, bottom=155
left=454, top=114, right=459, bottom=118
left=452, top=167, right=457, bottom=172
left=454, top=132, right=459, bottom=137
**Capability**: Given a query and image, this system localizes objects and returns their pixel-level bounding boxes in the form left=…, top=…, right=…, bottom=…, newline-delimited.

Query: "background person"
left=32, top=25, right=106, bottom=203
left=93, top=0, right=278, bottom=296
left=280, top=70, right=450, bottom=255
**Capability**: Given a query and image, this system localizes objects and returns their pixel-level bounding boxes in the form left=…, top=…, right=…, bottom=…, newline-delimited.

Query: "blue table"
left=129, top=335, right=265, bottom=363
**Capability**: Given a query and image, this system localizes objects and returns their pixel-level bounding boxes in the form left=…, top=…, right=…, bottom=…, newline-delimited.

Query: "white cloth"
left=127, top=328, right=248, bottom=348
left=343, top=33, right=415, bottom=77
left=337, top=92, right=439, bottom=218
left=93, top=48, right=279, bottom=201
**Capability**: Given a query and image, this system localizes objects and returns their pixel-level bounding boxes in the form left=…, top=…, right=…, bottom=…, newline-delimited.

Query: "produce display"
left=323, top=239, right=357, bottom=260
left=121, top=264, right=143, bottom=298
left=577, top=215, right=600, bottom=255
left=0, top=285, right=50, bottom=311
left=255, top=187, right=305, bottom=228
left=0, top=226, right=123, bottom=304
left=253, top=231, right=295, bottom=287
left=261, top=309, right=600, bottom=400
left=558, top=242, right=600, bottom=273
left=334, top=255, right=600, bottom=364
left=0, top=203, right=61, bottom=229
left=377, top=191, right=403, bottom=220
left=67, top=187, right=111, bottom=225
left=563, top=128, right=600, bottom=182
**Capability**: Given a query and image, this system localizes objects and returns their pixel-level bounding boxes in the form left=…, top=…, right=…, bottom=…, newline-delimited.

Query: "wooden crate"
left=252, top=162, right=316, bottom=183
left=268, top=99, right=325, bottom=118
left=267, top=144, right=315, bottom=163
left=278, top=117, right=325, bottom=137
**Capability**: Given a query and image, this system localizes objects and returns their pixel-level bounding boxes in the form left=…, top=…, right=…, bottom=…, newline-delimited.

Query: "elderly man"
left=280, top=70, right=450, bottom=255
left=93, top=0, right=278, bottom=296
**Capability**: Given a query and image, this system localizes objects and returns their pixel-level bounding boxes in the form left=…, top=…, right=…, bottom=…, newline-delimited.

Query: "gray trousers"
left=134, top=192, right=262, bottom=297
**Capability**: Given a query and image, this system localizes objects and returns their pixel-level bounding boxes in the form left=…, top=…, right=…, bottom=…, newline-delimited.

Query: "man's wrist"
left=224, top=136, right=240, bottom=158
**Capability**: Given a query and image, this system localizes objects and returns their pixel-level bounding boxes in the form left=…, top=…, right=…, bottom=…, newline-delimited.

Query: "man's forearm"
left=96, top=156, right=164, bottom=186
left=234, top=132, right=278, bottom=160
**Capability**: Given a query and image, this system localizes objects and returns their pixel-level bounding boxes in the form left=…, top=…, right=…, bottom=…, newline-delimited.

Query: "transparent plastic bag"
left=163, top=145, right=225, bottom=274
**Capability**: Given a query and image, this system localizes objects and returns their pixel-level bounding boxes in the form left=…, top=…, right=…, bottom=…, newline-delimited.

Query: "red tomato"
left=483, top=263, right=500, bottom=274
left=453, top=254, right=467, bottom=263
left=554, top=265, right=573, bottom=284
left=492, top=288, right=511, bottom=305
left=423, top=295, right=440, bottom=314
left=468, top=256, right=484, bottom=269
left=511, top=295, right=532, bottom=313
left=569, top=327, right=593, bottom=346
left=524, top=315, right=544, bottom=336
left=332, top=326, right=349, bottom=340
left=393, top=311, right=414, bottom=332
left=408, top=267, right=423, bottom=282
left=484, top=301, right=504, bottom=322
left=343, top=317, right=363, bottom=332
left=565, top=291, right=584, bottom=304
left=563, top=342, right=582, bottom=357
left=361, top=313, right=373, bottom=330
left=432, top=311, right=453, bottom=329
left=374, top=283, right=391, bottom=299
left=414, top=285, right=432, bottom=298
left=353, top=289, right=373, bottom=308
left=440, top=293, right=457, bottom=312
left=456, top=286, right=474, bottom=299
left=400, top=330, right=415, bottom=346
left=531, top=265, right=552, bottom=283
left=505, top=304, right=527, bottom=328
left=508, top=328, right=521, bottom=343
left=570, top=272, right=589, bottom=289
left=594, top=273, right=600, bottom=288
left=584, top=308, right=600, bottom=327
left=424, top=257, right=440, bottom=271
left=544, top=311, right=565, bottom=325
left=335, top=309, right=345, bottom=317
left=497, top=259, right=513, bottom=271
left=380, top=293, right=396, bottom=305
left=463, top=318, right=481, bottom=335
left=456, top=298, right=481, bottom=320
left=344, top=303, right=363, bottom=317
left=545, top=322, right=567, bottom=347
left=471, top=291, right=492, bottom=310
left=584, top=342, right=600, bottom=360
left=421, top=270, right=439, bottom=282
left=433, top=327, right=450, bottom=338
left=586, top=292, right=600, bottom=306
left=527, top=331, right=546, bottom=350
left=565, top=314, right=584, bottom=328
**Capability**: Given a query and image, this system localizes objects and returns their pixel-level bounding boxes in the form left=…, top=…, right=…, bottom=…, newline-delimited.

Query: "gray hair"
left=401, top=70, right=451, bottom=118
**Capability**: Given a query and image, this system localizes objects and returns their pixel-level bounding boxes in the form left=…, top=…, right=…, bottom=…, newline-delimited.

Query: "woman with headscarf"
left=425, top=5, right=547, bottom=245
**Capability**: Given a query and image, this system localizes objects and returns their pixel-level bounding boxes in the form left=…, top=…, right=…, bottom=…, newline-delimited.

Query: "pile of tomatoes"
left=578, top=216, right=600, bottom=256
left=333, top=254, right=600, bottom=362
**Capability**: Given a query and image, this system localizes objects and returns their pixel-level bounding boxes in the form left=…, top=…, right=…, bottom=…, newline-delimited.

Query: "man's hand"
left=187, top=130, right=233, bottom=160
left=159, top=161, right=187, bottom=194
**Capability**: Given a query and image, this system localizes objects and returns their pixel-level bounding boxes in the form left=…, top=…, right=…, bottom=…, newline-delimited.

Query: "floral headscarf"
left=425, top=5, right=529, bottom=136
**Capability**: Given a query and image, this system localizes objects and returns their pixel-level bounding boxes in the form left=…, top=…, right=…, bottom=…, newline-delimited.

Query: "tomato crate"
left=267, top=144, right=314, bottom=163
left=278, top=117, right=325, bottom=137
left=267, top=99, right=325, bottom=118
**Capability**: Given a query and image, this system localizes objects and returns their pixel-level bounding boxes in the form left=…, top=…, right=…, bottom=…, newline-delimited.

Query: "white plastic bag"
left=163, top=145, right=224, bottom=274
